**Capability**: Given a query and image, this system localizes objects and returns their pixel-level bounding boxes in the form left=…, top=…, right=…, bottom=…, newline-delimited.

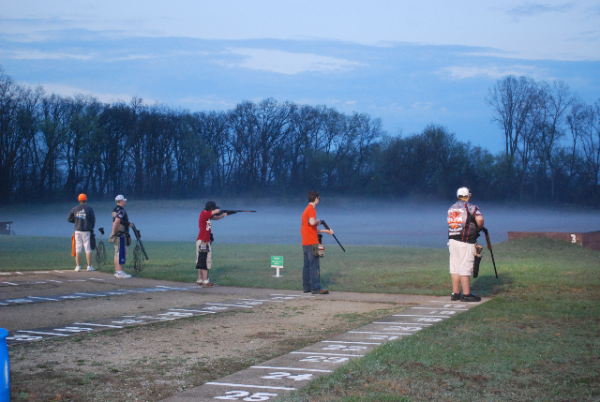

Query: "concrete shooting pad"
left=1, top=270, right=487, bottom=401
left=160, top=300, right=484, bottom=402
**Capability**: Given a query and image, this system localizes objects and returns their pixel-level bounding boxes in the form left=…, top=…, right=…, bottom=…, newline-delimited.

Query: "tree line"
left=1, top=67, right=599, bottom=205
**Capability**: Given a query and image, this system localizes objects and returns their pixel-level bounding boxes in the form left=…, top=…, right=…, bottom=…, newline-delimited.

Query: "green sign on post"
left=271, top=256, right=283, bottom=278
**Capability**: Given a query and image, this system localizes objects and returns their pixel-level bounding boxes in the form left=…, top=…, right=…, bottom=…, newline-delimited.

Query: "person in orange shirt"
left=301, top=191, right=334, bottom=294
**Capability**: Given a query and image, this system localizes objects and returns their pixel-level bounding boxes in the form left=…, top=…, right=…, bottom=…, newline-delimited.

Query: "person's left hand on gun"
left=323, top=228, right=334, bottom=235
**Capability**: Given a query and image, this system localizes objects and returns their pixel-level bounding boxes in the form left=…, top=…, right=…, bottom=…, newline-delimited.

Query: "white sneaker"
left=87, top=266, right=95, bottom=272
left=74, top=266, right=81, bottom=272
left=114, top=271, right=131, bottom=278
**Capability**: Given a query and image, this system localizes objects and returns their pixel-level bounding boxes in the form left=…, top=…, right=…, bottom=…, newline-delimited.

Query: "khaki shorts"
left=196, top=240, right=212, bottom=270
left=113, top=236, right=129, bottom=259
left=75, top=231, right=92, bottom=253
left=448, top=239, right=475, bottom=276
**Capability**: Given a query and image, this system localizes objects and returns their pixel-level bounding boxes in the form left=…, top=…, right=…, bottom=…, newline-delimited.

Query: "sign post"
left=271, top=256, right=284, bottom=278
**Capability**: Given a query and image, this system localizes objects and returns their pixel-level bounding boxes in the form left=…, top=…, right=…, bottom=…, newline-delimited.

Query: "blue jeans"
left=303, top=245, right=321, bottom=292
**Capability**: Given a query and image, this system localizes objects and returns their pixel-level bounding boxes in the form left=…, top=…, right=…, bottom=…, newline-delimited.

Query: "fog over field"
left=1, top=199, right=599, bottom=249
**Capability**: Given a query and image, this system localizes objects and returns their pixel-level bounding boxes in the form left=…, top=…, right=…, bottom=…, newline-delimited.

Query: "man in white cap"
left=447, top=187, right=484, bottom=302
left=109, top=195, right=132, bottom=278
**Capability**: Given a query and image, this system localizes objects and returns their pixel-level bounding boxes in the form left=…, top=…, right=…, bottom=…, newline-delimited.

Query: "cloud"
left=23, top=82, right=148, bottom=104
left=218, top=48, right=363, bottom=75
left=7, top=49, right=94, bottom=60
left=507, top=2, right=573, bottom=17
left=412, top=102, right=433, bottom=110
left=439, top=65, right=542, bottom=79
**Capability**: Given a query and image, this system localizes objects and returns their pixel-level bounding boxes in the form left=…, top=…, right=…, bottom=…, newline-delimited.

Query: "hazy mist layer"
left=1, top=199, right=599, bottom=249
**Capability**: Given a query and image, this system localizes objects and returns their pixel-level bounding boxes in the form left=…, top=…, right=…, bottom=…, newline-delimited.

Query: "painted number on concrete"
left=384, top=326, right=422, bottom=331
left=6, top=334, right=43, bottom=342
left=322, top=344, right=367, bottom=352
left=370, top=335, right=398, bottom=341
left=214, top=391, right=278, bottom=400
left=299, top=356, right=349, bottom=364
left=262, top=372, right=313, bottom=381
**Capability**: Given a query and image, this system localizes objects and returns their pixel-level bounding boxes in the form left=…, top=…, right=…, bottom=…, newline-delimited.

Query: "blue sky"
left=1, top=0, right=599, bottom=152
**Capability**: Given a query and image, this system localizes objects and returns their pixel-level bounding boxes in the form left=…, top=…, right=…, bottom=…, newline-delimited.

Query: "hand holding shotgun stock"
left=480, top=227, right=498, bottom=278
left=130, top=223, right=149, bottom=260
left=320, top=220, right=346, bottom=252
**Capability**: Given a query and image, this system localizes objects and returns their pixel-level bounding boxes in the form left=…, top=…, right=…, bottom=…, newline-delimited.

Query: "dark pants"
left=303, top=245, right=321, bottom=292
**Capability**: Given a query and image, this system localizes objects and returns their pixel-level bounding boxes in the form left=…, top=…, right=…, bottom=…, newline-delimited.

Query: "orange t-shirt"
left=301, top=204, right=319, bottom=246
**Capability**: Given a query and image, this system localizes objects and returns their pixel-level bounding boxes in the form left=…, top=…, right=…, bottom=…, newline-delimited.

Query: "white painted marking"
left=239, top=299, right=272, bottom=302
left=18, top=330, right=69, bottom=337
left=393, top=314, right=450, bottom=318
left=55, top=327, right=94, bottom=333
left=60, top=295, right=83, bottom=299
left=73, top=322, right=124, bottom=328
left=67, top=279, right=86, bottom=282
left=411, top=306, right=467, bottom=311
left=5, top=298, right=33, bottom=303
left=299, top=356, right=349, bottom=363
left=373, top=322, right=432, bottom=325
left=158, top=311, right=194, bottom=317
left=206, top=303, right=253, bottom=308
left=32, top=271, right=50, bottom=274
left=323, top=341, right=381, bottom=345
left=27, top=296, right=59, bottom=301
left=75, top=292, right=107, bottom=297
left=0, top=273, right=12, bottom=276
left=2, top=282, right=18, bottom=286
left=112, top=319, right=145, bottom=324
left=349, top=331, right=411, bottom=335
left=88, top=278, right=105, bottom=281
left=16, top=272, right=23, bottom=275
left=168, top=308, right=216, bottom=314
left=206, top=382, right=296, bottom=390
left=251, top=366, right=333, bottom=373
left=6, top=334, right=43, bottom=341
left=0, top=303, right=9, bottom=306
left=47, top=280, right=63, bottom=283
left=290, top=351, right=364, bottom=357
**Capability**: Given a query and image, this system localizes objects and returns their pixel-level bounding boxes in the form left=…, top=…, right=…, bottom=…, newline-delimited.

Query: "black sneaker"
left=461, top=293, right=481, bottom=302
left=451, top=293, right=461, bottom=301
left=303, top=289, right=311, bottom=293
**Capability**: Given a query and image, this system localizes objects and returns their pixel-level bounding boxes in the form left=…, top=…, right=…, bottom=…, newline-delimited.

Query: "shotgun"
left=320, top=220, right=346, bottom=252
left=130, top=223, right=149, bottom=261
left=480, top=227, right=498, bottom=278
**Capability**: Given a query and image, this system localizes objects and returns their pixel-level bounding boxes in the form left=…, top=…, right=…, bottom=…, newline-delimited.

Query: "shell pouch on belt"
left=196, top=241, right=209, bottom=269
left=311, top=243, right=325, bottom=258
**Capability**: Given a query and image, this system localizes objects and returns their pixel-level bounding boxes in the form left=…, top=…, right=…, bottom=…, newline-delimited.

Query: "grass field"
left=1, top=235, right=599, bottom=401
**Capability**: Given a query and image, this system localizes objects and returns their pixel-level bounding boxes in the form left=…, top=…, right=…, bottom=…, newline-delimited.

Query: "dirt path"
left=4, top=272, right=419, bottom=401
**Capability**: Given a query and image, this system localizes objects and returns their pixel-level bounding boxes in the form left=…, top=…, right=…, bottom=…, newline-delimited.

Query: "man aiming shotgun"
left=195, top=202, right=249, bottom=286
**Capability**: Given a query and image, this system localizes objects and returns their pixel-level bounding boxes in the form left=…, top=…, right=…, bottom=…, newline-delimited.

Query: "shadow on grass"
left=472, top=272, right=514, bottom=296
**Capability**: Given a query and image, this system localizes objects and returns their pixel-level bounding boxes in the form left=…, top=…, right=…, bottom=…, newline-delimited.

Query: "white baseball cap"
left=115, top=195, right=127, bottom=202
left=457, top=187, right=470, bottom=197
